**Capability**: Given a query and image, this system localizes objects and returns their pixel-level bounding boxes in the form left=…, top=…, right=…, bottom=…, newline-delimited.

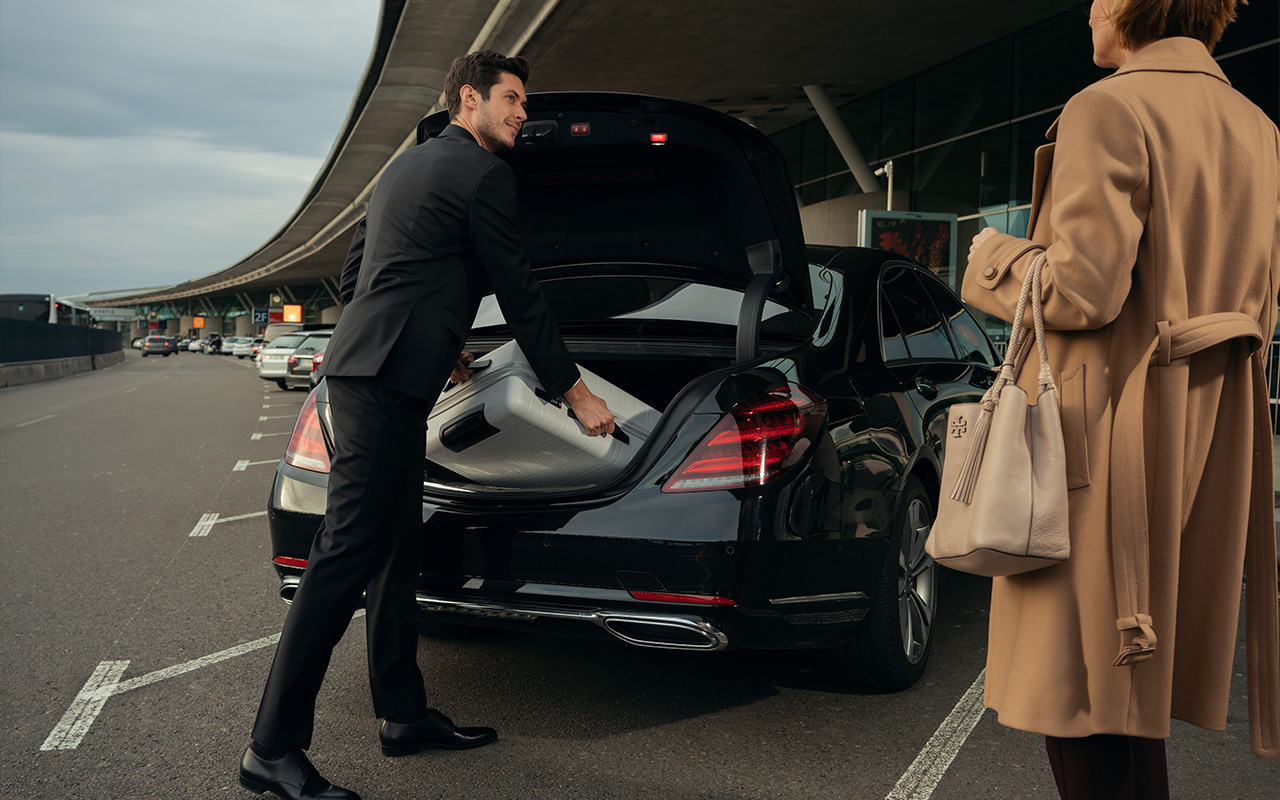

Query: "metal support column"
left=802, top=84, right=880, bottom=194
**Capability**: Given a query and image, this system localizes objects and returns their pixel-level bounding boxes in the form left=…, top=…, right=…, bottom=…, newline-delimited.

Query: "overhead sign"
left=283, top=304, right=302, bottom=323
left=90, top=307, right=135, bottom=322
left=193, top=316, right=205, bottom=329
left=269, top=308, right=284, bottom=323
left=252, top=308, right=269, bottom=325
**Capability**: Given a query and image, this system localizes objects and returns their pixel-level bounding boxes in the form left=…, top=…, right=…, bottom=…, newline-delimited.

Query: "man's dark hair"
left=444, top=50, right=530, bottom=119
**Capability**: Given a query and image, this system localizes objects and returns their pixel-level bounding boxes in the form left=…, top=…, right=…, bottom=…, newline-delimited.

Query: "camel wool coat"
left=962, top=37, right=1279, bottom=760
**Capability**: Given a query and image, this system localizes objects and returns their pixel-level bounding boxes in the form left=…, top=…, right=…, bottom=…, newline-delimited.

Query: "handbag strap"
left=949, top=252, right=1052, bottom=504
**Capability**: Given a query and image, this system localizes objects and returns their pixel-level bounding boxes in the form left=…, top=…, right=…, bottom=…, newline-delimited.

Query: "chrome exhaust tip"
left=280, top=576, right=300, bottom=604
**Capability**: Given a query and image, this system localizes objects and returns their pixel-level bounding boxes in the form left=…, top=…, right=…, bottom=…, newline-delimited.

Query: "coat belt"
left=1109, top=311, right=1280, bottom=760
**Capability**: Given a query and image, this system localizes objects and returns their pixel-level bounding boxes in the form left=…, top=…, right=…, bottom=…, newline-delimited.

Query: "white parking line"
left=259, top=414, right=295, bottom=421
left=188, top=510, right=267, bottom=537
left=251, top=432, right=290, bottom=440
left=884, top=669, right=987, bottom=800
left=15, top=414, right=58, bottom=428
left=234, top=459, right=278, bottom=472
left=41, top=611, right=366, bottom=752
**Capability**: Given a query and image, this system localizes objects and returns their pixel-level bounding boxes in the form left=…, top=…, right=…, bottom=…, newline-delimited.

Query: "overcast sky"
left=0, top=0, right=380, bottom=299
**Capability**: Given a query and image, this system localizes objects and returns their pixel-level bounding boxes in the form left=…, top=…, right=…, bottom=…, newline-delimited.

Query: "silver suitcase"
left=425, top=340, right=660, bottom=487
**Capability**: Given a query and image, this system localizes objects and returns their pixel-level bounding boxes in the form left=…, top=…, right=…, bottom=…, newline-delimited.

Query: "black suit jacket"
left=321, top=124, right=580, bottom=401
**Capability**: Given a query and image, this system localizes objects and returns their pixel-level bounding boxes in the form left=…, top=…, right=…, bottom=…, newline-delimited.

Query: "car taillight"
left=662, top=383, right=826, bottom=493
left=287, top=356, right=298, bottom=367
left=273, top=556, right=308, bottom=568
left=283, top=391, right=330, bottom=473
left=311, top=353, right=324, bottom=373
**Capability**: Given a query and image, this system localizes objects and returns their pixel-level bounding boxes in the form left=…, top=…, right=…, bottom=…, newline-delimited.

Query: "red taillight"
left=283, top=391, right=330, bottom=473
left=662, top=383, right=825, bottom=493
left=650, top=132, right=668, bottom=145
left=273, top=556, right=308, bottom=568
left=287, top=356, right=298, bottom=367
left=311, top=353, right=324, bottom=373
left=628, top=590, right=736, bottom=606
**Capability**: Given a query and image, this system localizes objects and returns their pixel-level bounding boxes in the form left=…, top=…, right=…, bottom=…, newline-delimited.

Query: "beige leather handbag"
left=928, top=253, right=1069, bottom=576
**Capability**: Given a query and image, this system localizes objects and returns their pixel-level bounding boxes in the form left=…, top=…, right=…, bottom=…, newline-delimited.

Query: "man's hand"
left=969, top=227, right=999, bottom=261
left=561, top=380, right=615, bottom=437
left=450, top=351, right=476, bottom=384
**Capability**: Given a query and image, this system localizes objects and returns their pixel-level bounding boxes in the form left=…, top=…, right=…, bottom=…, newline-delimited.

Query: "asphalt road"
left=0, top=348, right=1274, bottom=799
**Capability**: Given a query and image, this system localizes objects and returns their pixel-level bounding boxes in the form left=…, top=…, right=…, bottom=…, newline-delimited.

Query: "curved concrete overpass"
left=85, top=0, right=1069, bottom=317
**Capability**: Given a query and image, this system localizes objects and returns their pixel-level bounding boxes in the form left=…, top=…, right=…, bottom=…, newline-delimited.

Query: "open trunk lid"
left=417, top=92, right=812, bottom=362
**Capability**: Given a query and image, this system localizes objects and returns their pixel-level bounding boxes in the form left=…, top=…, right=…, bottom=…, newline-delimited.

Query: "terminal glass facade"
left=769, top=4, right=1279, bottom=339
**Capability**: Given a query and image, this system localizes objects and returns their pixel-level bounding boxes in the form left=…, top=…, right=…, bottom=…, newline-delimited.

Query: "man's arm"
left=338, top=218, right=366, bottom=304
left=467, top=162, right=613, bottom=435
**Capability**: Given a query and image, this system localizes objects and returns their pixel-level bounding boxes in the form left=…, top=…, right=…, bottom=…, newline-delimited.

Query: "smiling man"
left=239, top=50, right=614, bottom=800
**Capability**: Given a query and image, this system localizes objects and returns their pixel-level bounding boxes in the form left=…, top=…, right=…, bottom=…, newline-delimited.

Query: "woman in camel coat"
left=963, top=1, right=1279, bottom=796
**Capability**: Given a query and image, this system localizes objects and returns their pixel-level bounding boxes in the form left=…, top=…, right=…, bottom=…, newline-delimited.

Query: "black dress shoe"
left=379, top=708, right=497, bottom=756
left=238, top=746, right=360, bottom=800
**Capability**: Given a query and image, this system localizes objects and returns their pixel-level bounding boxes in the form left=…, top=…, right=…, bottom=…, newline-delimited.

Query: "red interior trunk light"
left=273, top=556, right=308, bottom=568
left=650, top=132, right=668, bottom=145
left=662, top=383, right=826, bottom=493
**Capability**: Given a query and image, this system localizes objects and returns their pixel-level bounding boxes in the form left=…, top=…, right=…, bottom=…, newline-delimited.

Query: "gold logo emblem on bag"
left=950, top=416, right=967, bottom=438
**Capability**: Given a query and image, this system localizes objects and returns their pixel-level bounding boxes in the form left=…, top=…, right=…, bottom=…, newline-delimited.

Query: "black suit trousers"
left=252, top=376, right=429, bottom=750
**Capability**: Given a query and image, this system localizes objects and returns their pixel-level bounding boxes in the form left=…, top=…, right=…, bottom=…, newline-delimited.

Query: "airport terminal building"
left=77, top=0, right=1278, bottom=341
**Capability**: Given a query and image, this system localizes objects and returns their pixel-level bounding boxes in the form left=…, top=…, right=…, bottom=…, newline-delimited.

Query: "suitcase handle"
left=443, top=358, right=491, bottom=393
left=566, top=409, right=630, bottom=445
left=439, top=405, right=500, bottom=452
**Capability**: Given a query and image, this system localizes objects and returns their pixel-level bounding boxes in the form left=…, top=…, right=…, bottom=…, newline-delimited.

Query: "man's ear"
left=459, top=84, right=480, bottom=111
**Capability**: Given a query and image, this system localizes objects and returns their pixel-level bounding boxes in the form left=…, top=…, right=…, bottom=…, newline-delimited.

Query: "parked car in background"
left=283, top=332, right=332, bottom=390
left=264, top=94, right=1001, bottom=692
left=189, top=338, right=207, bottom=352
left=233, top=337, right=263, bottom=359
left=141, top=336, right=178, bottom=357
left=178, top=338, right=191, bottom=350
left=257, top=333, right=311, bottom=390
left=132, top=337, right=145, bottom=349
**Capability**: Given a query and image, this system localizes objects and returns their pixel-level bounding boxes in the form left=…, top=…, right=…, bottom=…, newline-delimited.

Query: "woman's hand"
left=969, top=227, right=999, bottom=261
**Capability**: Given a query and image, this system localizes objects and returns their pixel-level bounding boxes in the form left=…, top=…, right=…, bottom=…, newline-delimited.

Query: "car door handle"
left=914, top=377, right=939, bottom=399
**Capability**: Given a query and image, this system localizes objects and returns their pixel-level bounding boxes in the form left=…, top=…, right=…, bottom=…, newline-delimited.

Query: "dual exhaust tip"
left=278, top=577, right=728, bottom=652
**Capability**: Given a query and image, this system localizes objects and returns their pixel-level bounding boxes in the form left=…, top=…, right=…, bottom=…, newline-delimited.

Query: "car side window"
left=808, top=262, right=844, bottom=349
left=918, top=275, right=1000, bottom=366
left=879, top=265, right=955, bottom=361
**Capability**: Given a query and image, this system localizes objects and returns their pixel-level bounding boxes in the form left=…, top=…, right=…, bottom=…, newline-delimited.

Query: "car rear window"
left=470, top=273, right=808, bottom=336
left=267, top=334, right=308, bottom=349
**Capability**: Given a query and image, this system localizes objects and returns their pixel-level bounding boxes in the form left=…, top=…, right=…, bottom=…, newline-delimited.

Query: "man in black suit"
left=239, top=51, right=615, bottom=800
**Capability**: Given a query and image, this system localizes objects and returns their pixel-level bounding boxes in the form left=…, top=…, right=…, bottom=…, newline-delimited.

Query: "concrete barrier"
left=0, top=350, right=125, bottom=388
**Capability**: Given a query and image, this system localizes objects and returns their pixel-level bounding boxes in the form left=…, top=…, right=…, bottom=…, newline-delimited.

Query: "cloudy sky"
left=0, top=0, right=380, bottom=299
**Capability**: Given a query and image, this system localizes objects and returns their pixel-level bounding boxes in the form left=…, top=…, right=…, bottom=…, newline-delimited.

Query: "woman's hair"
left=1109, top=0, right=1247, bottom=52
left=444, top=50, right=531, bottom=119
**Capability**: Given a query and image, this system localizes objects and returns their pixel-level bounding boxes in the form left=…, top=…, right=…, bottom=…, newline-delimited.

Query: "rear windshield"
left=471, top=273, right=813, bottom=338
left=267, top=334, right=309, bottom=349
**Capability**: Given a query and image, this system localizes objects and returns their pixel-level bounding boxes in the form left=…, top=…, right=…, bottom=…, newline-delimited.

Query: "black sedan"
left=265, top=93, right=999, bottom=691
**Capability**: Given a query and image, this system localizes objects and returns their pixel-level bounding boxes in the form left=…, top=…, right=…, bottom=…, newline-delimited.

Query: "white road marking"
left=884, top=669, right=987, bottom=800
left=233, top=459, right=277, bottom=472
left=259, top=414, right=294, bottom=421
left=40, top=660, right=129, bottom=750
left=122, top=387, right=138, bottom=394
left=188, top=512, right=219, bottom=537
left=189, top=510, right=267, bottom=536
left=40, top=611, right=365, bottom=751
left=15, top=414, right=57, bottom=428
left=251, top=432, right=289, bottom=440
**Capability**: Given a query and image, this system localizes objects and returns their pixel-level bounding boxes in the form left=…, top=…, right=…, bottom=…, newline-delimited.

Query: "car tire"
left=819, top=475, right=937, bottom=692
left=416, top=615, right=488, bottom=639
left=142, top=352, right=148, bottom=357
left=276, top=380, right=288, bottom=390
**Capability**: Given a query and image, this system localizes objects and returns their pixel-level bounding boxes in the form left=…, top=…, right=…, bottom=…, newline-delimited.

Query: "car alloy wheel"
left=818, top=475, right=937, bottom=691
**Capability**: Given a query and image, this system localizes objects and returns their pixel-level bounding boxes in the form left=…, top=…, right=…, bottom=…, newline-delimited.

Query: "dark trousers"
left=252, top=377, right=429, bottom=751
left=1045, top=735, right=1170, bottom=800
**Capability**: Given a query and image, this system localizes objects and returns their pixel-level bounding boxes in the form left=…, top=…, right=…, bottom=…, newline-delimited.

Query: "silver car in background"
left=257, top=333, right=311, bottom=390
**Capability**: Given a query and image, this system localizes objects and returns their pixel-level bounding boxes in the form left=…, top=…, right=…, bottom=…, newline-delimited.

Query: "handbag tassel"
left=949, top=405, right=992, bottom=504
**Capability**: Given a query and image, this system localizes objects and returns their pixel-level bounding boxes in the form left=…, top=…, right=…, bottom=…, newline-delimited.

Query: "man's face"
left=472, top=71, right=527, bottom=152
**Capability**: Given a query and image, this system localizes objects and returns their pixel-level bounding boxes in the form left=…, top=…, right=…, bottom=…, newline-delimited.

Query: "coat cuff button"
left=982, top=267, right=996, bottom=279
